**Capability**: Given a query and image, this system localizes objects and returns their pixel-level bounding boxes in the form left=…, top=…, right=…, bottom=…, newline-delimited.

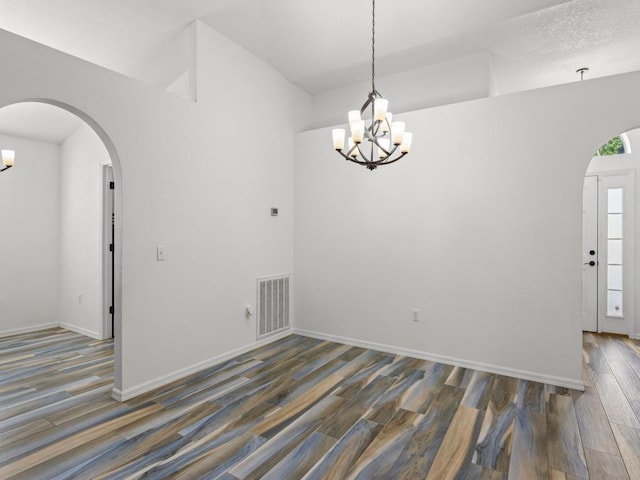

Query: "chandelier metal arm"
left=345, top=154, right=408, bottom=170
left=365, top=132, right=397, bottom=157
left=374, top=152, right=407, bottom=169
left=335, top=148, right=408, bottom=169
left=0, top=165, right=12, bottom=172
left=366, top=120, right=380, bottom=139
left=336, top=150, right=368, bottom=165
left=360, top=91, right=382, bottom=116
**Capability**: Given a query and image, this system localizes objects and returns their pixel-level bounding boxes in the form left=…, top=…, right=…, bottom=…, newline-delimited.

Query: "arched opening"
left=0, top=99, right=123, bottom=393
left=582, top=129, right=637, bottom=339
left=575, top=126, right=640, bottom=480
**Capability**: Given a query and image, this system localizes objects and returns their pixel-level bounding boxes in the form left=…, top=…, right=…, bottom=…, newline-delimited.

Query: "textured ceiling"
left=483, top=0, right=640, bottom=93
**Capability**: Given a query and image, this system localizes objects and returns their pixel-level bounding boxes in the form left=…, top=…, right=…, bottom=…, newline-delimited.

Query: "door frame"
left=101, top=163, right=114, bottom=339
left=596, top=170, right=635, bottom=336
left=582, top=175, right=598, bottom=332
left=583, top=167, right=636, bottom=337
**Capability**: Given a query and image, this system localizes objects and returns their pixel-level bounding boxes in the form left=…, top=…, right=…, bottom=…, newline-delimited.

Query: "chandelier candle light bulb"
left=2, top=149, right=15, bottom=167
left=391, top=122, right=405, bottom=145
left=332, top=129, right=346, bottom=151
left=1, top=149, right=15, bottom=172
left=381, top=112, right=392, bottom=133
left=373, top=98, right=388, bottom=121
left=351, top=120, right=365, bottom=143
left=400, top=133, right=413, bottom=153
left=330, top=0, right=412, bottom=170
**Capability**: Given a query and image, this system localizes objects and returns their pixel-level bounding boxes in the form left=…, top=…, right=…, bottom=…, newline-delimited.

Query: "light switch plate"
left=157, top=245, right=166, bottom=261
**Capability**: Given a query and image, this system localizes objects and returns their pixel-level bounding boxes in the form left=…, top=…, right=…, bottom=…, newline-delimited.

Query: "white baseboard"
left=60, top=323, right=101, bottom=340
left=112, top=328, right=293, bottom=402
left=631, top=333, right=640, bottom=341
left=293, top=328, right=585, bottom=391
left=0, top=323, right=59, bottom=339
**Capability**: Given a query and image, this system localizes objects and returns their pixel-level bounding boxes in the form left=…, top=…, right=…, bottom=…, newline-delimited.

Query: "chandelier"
left=332, top=0, right=412, bottom=170
left=1, top=149, right=14, bottom=173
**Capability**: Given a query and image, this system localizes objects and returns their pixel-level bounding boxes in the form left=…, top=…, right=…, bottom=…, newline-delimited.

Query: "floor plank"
left=508, top=408, right=548, bottom=479
left=611, top=423, right=640, bottom=479
left=425, top=405, right=482, bottom=480
left=2, top=329, right=640, bottom=479
left=472, top=375, right=518, bottom=474
left=547, top=393, right=588, bottom=478
left=385, top=385, right=464, bottom=478
left=571, top=383, right=619, bottom=455
left=590, top=371, right=640, bottom=428
left=584, top=449, right=629, bottom=480
left=343, top=408, right=422, bottom=479
left=301, top=418, right=381, bottom=480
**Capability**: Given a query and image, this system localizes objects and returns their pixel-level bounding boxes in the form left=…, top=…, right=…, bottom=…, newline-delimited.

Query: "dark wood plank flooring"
left=1, top=328, right=639, bottom=479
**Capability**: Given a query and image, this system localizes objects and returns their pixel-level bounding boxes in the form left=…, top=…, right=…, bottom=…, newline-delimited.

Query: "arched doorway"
left=582, top=130, right=637, bottom=338
left=0, top=99, right=123, bottom=391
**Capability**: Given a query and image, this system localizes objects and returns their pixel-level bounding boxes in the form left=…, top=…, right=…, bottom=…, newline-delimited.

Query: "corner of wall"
left=113, top=329, right=293, bottom=401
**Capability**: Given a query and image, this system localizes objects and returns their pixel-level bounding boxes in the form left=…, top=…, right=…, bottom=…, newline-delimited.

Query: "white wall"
left=59, top=123, right=111, bottom=339
left=0, top=24, right=312, bottom=397
left=586, top=129, right=640, bottom=339
left=294, top=76, right=640, bottom=389
left=3, top=19, right=640, bottom=398
left=310, top=52, right=491, bottom=129
left=0, top=134, right=60, bottom=335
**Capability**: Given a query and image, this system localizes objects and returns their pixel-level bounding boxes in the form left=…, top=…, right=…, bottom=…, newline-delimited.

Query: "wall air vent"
left=257, top=274, right=291, bottom=339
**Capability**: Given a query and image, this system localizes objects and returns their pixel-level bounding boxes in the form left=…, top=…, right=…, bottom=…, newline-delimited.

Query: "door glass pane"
left=608, top=265, right=623, bottom=290
left=608, top=214, right=623, bottom=239
left=607, top=290, right=623, bottom=317
left=608, top=188, right=623, bottom=213
left=608, top=239, right=623, bottom=265
left=606, top=187, right=624, bottom=318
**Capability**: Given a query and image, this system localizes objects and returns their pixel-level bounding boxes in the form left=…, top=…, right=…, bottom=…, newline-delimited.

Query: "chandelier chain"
left=371, top=0, right=376, bottom=93
left=331, top=0, right=412, bottom=170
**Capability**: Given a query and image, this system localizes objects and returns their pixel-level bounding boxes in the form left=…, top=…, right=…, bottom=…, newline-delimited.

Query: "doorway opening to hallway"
left=582, top=132, right=636, bottom=337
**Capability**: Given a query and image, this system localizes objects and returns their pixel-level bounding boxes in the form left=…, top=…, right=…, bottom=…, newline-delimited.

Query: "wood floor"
left=1, top=329, right=639, bottom=479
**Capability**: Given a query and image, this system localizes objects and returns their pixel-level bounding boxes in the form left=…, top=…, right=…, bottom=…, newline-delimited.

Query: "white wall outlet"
left=157, top=245, right=166, bottom=261
left=412, top=308, right=419, bottom=322
left=245, top=304, right=255, bottom=318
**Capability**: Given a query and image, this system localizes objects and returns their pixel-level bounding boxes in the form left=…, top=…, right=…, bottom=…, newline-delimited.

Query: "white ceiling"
left=0, top=103, right=82, bottom=144
left=0, top=0, right=231, bottom=89
left=0, top=0, right=638, bottom=96
left=201, top=0, right=577, bottom=92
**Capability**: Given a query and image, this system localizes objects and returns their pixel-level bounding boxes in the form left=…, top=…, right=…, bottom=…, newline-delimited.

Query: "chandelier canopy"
left=332, top=0, right=412, bottom=170
left=1, top=149, right=14, bottom=173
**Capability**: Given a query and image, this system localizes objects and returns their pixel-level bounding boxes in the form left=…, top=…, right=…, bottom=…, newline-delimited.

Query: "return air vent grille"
left=257, top=274, right=291, bottom=339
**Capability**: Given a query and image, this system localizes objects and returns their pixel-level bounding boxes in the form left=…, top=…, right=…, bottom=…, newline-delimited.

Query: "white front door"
left=582, top=176, right=598, bottom=332
left=582, top=172, right=635, bottom=334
